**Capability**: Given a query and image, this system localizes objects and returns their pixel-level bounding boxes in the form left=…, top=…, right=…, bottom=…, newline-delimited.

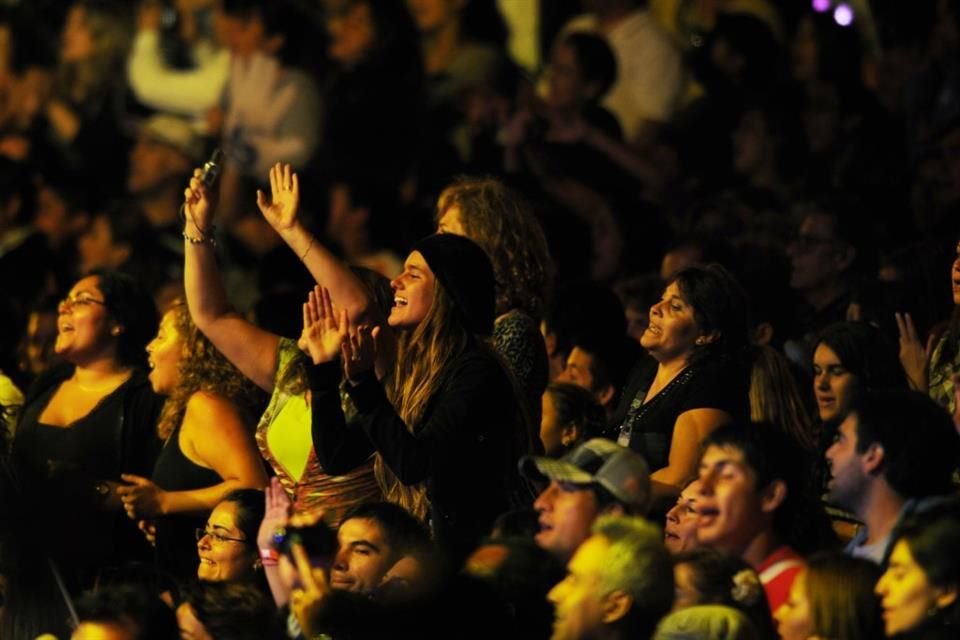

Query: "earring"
left=253, top=558, right=263, bottom=572
left=110, top=327, right=121, bottom=336
left=695, top=337, right=705, bottom=345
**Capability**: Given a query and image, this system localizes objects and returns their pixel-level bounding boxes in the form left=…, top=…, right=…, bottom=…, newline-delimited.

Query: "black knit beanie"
left=413, top=234, right=495, bottom=335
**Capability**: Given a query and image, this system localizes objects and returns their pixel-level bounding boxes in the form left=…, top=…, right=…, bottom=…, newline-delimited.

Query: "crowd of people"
left=1, top=0, right=960, bottom=638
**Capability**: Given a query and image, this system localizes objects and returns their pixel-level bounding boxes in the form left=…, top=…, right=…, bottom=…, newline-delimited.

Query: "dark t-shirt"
left=612, top=354, right=749, bottom=470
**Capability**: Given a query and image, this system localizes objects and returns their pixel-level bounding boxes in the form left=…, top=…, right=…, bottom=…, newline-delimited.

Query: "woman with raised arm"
left=116, top=300, right=268, bottom=582
left=301, top=235, right=529, bottom=561
left=181, top=162, right=384, bottom=526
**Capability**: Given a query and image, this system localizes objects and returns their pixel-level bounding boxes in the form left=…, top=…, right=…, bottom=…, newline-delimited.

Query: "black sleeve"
left=345, top=354, right=504, bottom=485
left=307, top=361, right=375, bottom=475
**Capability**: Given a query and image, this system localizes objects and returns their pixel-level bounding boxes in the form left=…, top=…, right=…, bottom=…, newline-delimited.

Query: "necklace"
left=72, top=371, right=129, bottom=393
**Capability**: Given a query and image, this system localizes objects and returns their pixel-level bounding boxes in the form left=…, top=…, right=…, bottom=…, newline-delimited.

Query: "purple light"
left=833, top=3, right=854, bottom=26
left=812, top=0, right=831, bottom=13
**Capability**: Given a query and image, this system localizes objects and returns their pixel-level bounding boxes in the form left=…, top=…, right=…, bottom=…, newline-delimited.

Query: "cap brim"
left=519, top=455, right=594, bottom=484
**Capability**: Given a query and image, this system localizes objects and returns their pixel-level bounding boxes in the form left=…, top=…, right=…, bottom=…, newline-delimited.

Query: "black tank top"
left=152, top=418, right=221, bottom=582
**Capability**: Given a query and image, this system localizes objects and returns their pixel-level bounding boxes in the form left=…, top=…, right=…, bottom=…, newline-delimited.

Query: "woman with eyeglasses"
left=195, top=489, right=266, bottom=587
left=115, top=300, right=268, bottom=583
left=11, top=271, right=164, bottom=593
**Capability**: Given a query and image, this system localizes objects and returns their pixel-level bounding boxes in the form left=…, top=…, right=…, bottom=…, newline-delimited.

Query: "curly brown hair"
left=156, top=300, right=266, bottom=441
left=436, top=177, right=552, bottom=319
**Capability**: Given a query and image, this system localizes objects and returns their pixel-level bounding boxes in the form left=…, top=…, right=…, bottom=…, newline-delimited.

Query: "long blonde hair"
left=375, top=279, right=471, bottom=520
left=56, top=2, right=130, bottom=108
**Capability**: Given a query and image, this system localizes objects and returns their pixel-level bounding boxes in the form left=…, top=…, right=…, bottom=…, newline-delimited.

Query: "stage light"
left=833, top=3, right=854, bottom=26
left=812, top=0, right=831, bottom=13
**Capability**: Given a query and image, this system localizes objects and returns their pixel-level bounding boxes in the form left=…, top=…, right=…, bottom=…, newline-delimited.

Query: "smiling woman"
left=196, top=490, right=265, bottom=586
left=11, top=270, right=163, bottom=593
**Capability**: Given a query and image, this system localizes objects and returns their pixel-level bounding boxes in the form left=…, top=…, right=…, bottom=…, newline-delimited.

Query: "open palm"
left=299, top=286, right=348, bottom=365
left=256, top=162, right=300, bottom=232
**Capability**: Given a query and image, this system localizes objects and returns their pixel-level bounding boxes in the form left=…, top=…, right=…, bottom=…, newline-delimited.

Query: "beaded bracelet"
left=182, top=229, right=217, bottom=246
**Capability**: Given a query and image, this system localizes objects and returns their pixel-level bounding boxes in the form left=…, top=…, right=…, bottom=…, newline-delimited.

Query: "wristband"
left=259, top=547, right=279, bottom=566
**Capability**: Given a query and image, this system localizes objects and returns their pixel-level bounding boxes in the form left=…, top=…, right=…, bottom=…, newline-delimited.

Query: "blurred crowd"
left=1, top=0, right=960, bottom=638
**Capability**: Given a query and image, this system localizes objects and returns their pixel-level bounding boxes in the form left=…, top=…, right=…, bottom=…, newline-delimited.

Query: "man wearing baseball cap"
left=521, top=439, right=651, bottom=563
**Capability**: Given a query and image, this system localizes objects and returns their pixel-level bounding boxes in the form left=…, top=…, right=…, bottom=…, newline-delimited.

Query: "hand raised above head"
left=183, top=168, right=216, bottom=235
left=256, top=162, right=300, bottom=234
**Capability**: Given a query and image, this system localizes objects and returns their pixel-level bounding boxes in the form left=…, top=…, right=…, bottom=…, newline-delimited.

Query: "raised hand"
left=343, top=323, right=380, bottom=384
left=256, top=162, right=300, bottom=233
left=183, top=168, right=215, bottom=235
left=895, top=312, right=933, bottom=392
left=256, top=477, right=291, bottom=553
left=299, top=286, right=349, bottom=365
left=290, top=539, right=331, bottom=638
left=118, top=473, right=167, bottom=520
left=138, top=519, right=157, bottom=547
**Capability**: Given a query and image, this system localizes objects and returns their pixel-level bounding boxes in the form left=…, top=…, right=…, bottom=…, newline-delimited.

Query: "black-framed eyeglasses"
left=59, top=293, right=107, bottom=310
left=195, top=527, right=246, bottom=545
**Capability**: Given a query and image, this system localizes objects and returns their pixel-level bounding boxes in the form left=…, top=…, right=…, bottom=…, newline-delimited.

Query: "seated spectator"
left=663, top=479, right=702, bottom=554
left=696, top=423, right=832, bottom=613
left=522, top=438, right=651, bottom=563
left=464, top=536, right=565, bottom=640
left=71, top=585, right=178, bottom=640
left=540, top=382, right=606, bottom=457
left=548, top=515, right=674, bottom=640
left=175, top=581, right=282, bottom=640
left=195, top=489, right=266, bottom=587
left=671, top=549, right=774, bottom=637
left=558, top=335, right=641, bottom=425
left=825, top=389, right=960, bottom=564
left=654, top=605, right=759, bottom=640
left=811, top=321, right=907, bottom=432
left=542, top=281, right=626, bottom=382
left=875, top=500, right=960, bottom=639
left=774, top=551, right=883, bottom=640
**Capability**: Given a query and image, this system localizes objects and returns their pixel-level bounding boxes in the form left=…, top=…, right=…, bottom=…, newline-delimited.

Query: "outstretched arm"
left=183, top=169, right=280, bottom=391
left=257, top=163, right=376, bottom=325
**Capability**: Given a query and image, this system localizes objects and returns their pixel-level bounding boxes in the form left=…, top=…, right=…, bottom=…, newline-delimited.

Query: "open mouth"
left=393, top=296, right=408, bottom=308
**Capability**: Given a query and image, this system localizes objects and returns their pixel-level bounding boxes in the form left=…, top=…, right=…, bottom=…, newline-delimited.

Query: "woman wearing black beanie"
left=303, top=233, right=531, bottom=561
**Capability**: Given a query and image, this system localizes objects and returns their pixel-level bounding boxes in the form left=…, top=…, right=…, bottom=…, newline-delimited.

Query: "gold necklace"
left=72, top=371, right=128, bottom=393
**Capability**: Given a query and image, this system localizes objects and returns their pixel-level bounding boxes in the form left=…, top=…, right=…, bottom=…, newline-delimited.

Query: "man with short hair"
left=71, top=586, right=178, bottom=640
left=522, top=438, right=651, bottom=563
left=826, top=389, right=960, bottom=564
left=547, top=515, right=674, bottom=640
left=558, top=337, right=639, bottom=421
left=695, top=423, right=817, bottom=613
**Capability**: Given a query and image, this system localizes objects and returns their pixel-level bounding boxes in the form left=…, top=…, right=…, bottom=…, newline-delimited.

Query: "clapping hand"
left=256, top=162, right=300, bottom=234
left=256, top=477, right=291, bottom=553
left=299, top=286, right=348, bottom=365
left=343, top=323, right=380, bottom=385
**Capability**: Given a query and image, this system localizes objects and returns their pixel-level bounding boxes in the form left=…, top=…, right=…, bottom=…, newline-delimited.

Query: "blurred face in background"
left=61, top=5, right=94, bottom=63
left=326, top=0, right=375, bottom=67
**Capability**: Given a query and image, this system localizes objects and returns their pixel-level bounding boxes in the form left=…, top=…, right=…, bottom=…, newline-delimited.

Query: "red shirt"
left=756, top=544, right=805, bottom=613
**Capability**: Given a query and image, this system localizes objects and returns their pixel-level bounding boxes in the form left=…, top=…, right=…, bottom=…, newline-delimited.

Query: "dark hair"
left=672, top=549, right=775, bottom=637
left=853, top=390, right=959, bottom=498
left=467, top=537, right=565, bottom=640
left=220, top=0, right=305, bottom=64
left=340, top=501, right=432, bottom=563
left=805, top=552, right=883, bottom=640
left=544, top=282, right=625, bottom=362
left=560, top=32, right=617, bottom=100
left=671, top=263, right=750, bottom=366
left=702, top=422, right=834, bottom=553
left=815, top=322, right=908, bottom=392
left=74, top=585, right=178, bottom=639
left=893, top=500, right=960, bottom=625
left=544, top=382, right=606, bottom=441
left=220, top=489, right=266, bottom=552
left=179, top=582, right=281, bottom=639
left=89, top=270, right=158, bottom=369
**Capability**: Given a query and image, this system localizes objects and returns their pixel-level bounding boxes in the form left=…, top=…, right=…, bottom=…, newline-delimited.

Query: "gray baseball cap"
left=520, top=438, right=651, bottom=513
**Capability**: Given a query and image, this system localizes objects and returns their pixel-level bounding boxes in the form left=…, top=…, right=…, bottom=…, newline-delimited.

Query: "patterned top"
left=928, top=335, right=959, bottom=418
left=493, top=309, right=549, bottom=430
left=256, top=338, right=380, bottom=526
